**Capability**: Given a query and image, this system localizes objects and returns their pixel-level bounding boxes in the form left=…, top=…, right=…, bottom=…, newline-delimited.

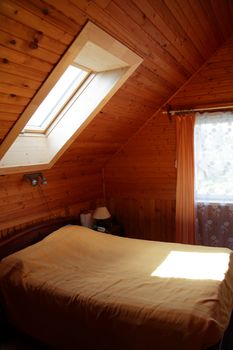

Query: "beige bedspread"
left=0, top=225, right=233, bottom=350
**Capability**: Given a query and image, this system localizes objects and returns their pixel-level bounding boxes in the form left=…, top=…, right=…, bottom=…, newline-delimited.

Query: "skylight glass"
left=23, top=65, right=89, bottom=132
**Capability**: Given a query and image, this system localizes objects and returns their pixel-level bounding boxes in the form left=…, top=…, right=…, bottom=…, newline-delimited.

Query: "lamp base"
left=93, top=218, right=112, bottom=233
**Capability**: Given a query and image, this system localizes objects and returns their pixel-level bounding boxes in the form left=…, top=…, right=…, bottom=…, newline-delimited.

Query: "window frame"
left=22, top=64, right=91, bottom=135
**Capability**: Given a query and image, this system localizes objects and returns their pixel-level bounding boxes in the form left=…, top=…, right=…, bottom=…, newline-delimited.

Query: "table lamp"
left=93, top=206, right=111, bottom=232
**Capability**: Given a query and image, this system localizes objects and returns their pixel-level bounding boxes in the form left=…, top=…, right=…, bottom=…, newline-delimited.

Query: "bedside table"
left=109, top=223, right=125, bottom=237
left=93, top=221, right=125, bottom=237
left=0, top=305, right=9, bottom=341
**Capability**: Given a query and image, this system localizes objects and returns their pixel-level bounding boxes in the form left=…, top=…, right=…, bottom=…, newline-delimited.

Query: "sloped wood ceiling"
left=1, top=0, right=233, bottom=165
left=170, top=35, right=233, bottom=109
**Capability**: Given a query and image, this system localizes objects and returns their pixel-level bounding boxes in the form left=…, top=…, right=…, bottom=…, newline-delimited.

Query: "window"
left=195, top=111, right=233, bottom=203
left=23, top=65, right=89, bottom=133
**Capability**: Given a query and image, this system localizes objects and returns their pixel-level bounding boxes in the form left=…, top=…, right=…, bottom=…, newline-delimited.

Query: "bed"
left=0, top=224, right=233, bottom=350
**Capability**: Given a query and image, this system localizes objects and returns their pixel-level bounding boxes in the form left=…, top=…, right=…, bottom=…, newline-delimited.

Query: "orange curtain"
left=176, top=114, right=195, bottom=244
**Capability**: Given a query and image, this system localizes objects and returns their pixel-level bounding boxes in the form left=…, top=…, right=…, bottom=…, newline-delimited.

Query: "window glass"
left=24, top=65, right=89, bottom=132
left=195, top=112, right=233, bottom=203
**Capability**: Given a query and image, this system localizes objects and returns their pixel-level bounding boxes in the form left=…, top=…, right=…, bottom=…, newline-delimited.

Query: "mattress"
left=0, top=225, right=233, bottom=350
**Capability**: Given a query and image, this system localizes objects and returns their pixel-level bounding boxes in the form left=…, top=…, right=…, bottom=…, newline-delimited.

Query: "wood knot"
left=9, top=39, right=16, bottom=45
left=42, top=8, right=49, bottom=15
left=29, top=40, right=38, bottom=49
left=30, top=31, right=43, bottom=49
left=10, top=94, right=16, bottom=98
left=2, top=58, right=9, bottom=64
left=37, top=30, right=43, bottom=36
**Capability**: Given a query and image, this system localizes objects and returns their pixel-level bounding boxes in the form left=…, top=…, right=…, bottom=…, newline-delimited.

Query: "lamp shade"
left=93, top=206, right=111, bottom=220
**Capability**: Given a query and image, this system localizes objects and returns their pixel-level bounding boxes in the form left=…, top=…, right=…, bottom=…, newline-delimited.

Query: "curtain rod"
left=162, top=105, right=233, bottom=116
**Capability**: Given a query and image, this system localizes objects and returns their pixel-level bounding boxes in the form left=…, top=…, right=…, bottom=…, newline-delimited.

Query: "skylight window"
left=24, top=65, right=89, bottom=133
left=0, top=22, right=142, bottom=174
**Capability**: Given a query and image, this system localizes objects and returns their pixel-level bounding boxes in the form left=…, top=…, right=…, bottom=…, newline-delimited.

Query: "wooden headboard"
left=0, top=217, right=79, bottom=260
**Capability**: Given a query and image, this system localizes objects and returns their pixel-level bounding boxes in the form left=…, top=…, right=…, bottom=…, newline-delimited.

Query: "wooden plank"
left=0, top=46, right=53, bottom=72
left=0, top=112, right=19, bottom=122
left=0, top=30, right=60, bottom=64
left=132, top=0, right=205, bottom=67
left=0, top=173, right=101, bottom=200
left=0, top=129, right=13, bottom=138
left=122, top=81, right=165, bottom=103
left=208, top=0, right=232, bottom=39
left=0, top=71, right=41, bottom=90
left=0, top=13, right=67, bottom=55
left=107, top=197, right=176, bottom=242
left=0, top=60, right=45, bottom=82
left=172, top=92, right=233, bottom=106
left=114, top=0, right=198, bottom=74
left=45, top=0, right=87, bottom=26
left=0, top=190, right=100, bottom=225
left=0, top=93, right=30, bottom=106
left=105, top=1, right=189, bottom=81
left=0, top=103, right=25, bottom=114
left=102, top=90, right=158, bottom=114
left=173, top=83, right=233, bottom=97
left=199, top=0, right=225, bottom=42
left=169, top=0, right=212, bottom=59
left=0, top=0, right=73, bottom=45
left=187, top=0, right=220, bottom=48
left=0, top=82, right=36, bottom=98
left=13, top=0, right=82, bottom=35
left=131, top=71, right=173, bottom=97
left=0, top=199, right=92, bottom=234
left=93, top=0, right=111, bottom=9
left=0, top=120, right=15, bottom=129
left=143, top=59, right=179, bottom=91
left=138, top=64, right=177, bottom=93
left=148, top=0, right=214, bottom=61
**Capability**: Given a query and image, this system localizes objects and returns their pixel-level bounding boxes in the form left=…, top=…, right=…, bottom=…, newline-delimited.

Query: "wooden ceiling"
left=1, top=0, right=233, bottom=167
left=170, top=35, right=233, bottom=109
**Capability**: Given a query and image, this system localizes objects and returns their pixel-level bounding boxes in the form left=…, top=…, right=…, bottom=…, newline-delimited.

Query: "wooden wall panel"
left=170, top=36, right=233, bottom=108
left=0, top=162, right=102, bottom=236
left=107, top=197, right=175, bottom=243
left=104, top=111, right=177, bottom=242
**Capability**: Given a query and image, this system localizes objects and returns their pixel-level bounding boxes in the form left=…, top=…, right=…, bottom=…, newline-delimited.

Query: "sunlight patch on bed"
left=151, top=251, right=230, bottom=281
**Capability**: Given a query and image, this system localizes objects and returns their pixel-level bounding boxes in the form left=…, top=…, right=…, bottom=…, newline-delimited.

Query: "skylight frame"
left=22, top=63, right=91, bottom=134
left=0, top=21, right=143, bottom=174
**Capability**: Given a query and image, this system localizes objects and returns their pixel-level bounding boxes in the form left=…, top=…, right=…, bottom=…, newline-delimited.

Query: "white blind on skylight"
left=24, top=65, right=89, bottom=132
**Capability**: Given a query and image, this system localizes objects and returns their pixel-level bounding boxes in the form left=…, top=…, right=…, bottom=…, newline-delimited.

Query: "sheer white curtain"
left=195, top=111, right=233, bottom=248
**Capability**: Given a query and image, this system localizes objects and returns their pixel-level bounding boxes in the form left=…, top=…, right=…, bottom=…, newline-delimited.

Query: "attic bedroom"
left=1, top=1, right=233, bottom=350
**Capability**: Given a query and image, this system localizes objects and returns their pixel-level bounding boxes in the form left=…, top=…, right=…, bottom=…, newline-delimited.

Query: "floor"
left=1, top=324, right=232, bottom=350
left=0, top=332, right=52, bottom=350
left=0, top=333, right=223, bottom=350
